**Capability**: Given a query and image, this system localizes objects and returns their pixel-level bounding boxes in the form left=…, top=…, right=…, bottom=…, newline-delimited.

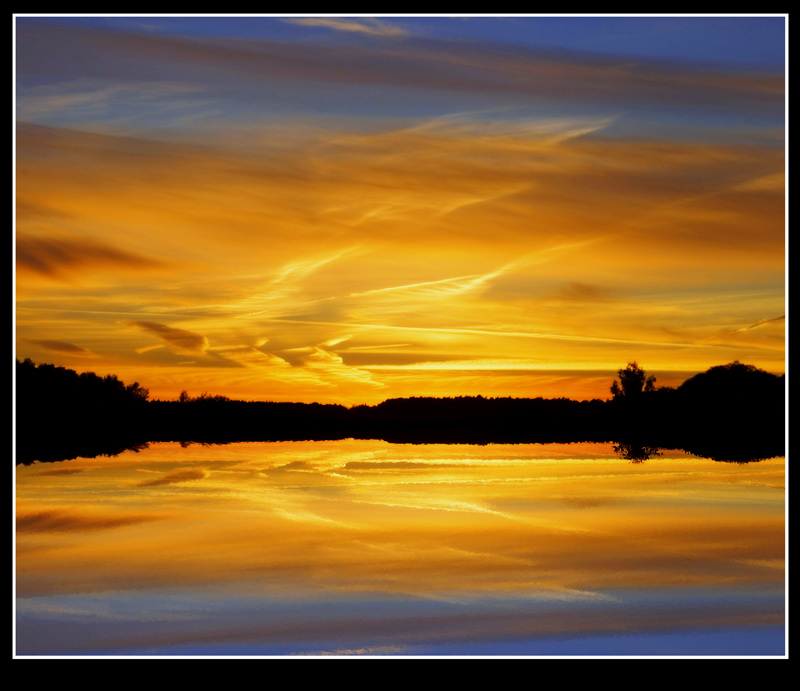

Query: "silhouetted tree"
left=677, top=361, right=782, bottom=404
left=671, top=361, right=784, bottom=461
left=610, top=361, right=656, bottom=401
left=15, top=359, right=151, bottom=464
left=126, top=382, right=149, bottom=401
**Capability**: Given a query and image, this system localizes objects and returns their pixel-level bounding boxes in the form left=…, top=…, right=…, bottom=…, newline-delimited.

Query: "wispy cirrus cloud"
left=336, top=272, right=500, bottom=301
left=234, top=248, right=363, bottom=319
left=16, top=80, right=208, bottom=127
left=281, top=336, right=387, bottom=389
left=735, top=315, right=785, bottom=332
left=282, top=17, right=408, bottom=37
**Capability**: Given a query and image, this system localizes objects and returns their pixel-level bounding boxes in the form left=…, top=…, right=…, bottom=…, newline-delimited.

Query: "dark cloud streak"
left=26, top=339, right=92, bottom=355
left=553, top=282, right=616, bottom=303
left=17, top=235, right=161, bottom=279
left=134, top=468, right=208, bottom=487
left=16, top=509, right=159, bottom=533
left=130, top=321, right=208, bottom=352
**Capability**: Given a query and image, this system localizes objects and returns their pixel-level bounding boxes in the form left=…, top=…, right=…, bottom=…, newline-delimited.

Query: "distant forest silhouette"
left=15, top=358, right=785, bottom=465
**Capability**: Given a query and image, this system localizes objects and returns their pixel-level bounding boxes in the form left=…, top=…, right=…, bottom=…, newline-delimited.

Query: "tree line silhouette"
left=15, top=358, right=785, bottom=465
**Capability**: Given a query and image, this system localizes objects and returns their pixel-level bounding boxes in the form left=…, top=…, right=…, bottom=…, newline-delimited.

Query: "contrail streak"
left=258, top=317, right=707, bottom=348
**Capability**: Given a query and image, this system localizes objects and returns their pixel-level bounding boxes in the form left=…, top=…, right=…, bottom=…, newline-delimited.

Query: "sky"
left=13, top=15, right=787, bottom=404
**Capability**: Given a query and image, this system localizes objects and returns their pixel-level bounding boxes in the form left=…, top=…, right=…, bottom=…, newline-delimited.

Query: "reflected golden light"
left=16, top=442, right=785, bottom=600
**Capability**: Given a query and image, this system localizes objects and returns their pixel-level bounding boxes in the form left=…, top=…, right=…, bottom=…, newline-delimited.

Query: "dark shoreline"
left=15, top=359, right=785, bottom=465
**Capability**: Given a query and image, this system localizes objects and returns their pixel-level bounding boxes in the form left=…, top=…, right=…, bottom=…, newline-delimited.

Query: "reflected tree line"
left=606, top=361, right=785, bottom=462
left=15, top=358, right=785, bottom=465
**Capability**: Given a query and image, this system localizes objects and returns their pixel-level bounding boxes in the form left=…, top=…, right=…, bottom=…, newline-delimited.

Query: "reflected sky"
left=15, top=440, right=785, bottom=656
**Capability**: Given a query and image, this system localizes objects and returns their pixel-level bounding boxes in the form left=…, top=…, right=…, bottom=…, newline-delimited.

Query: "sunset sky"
left=14, top=15, right=786, bottom=404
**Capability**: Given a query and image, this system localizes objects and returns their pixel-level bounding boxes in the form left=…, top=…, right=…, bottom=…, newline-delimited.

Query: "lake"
left=14, top=440, right=786, bottom=657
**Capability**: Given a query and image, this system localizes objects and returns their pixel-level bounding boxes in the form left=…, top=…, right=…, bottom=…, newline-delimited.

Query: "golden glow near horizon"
left=17, top=441, right=786, bottom=598
left=14, top=18, right=785, bottom=404
left=15, top=441, right=785, bottom=654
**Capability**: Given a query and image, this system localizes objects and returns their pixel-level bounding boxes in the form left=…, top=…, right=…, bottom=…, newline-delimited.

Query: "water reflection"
left=613, top=443, right=663, bottom=463
left=15, top=440, right=785, bottom=656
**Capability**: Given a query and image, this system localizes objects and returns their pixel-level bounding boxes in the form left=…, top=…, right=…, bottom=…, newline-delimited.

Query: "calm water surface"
left=15, top=440, right=786, bottom=656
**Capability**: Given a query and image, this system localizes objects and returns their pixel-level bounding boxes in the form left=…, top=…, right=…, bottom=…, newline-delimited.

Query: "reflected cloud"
left=33, top=467, right=87, bottom=477
left=283, top=18, right=408, bottom=37
left=262, top=460, right=317, bottom=474
left=341, top=461, right=464, bottom=470
left=134, top=468, right=208, bottom=487
left=17, top=509, right=159, bottom=533
left=350, top=498, right=515, bottom=519
left=14, top=440, right=785, bottom=657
